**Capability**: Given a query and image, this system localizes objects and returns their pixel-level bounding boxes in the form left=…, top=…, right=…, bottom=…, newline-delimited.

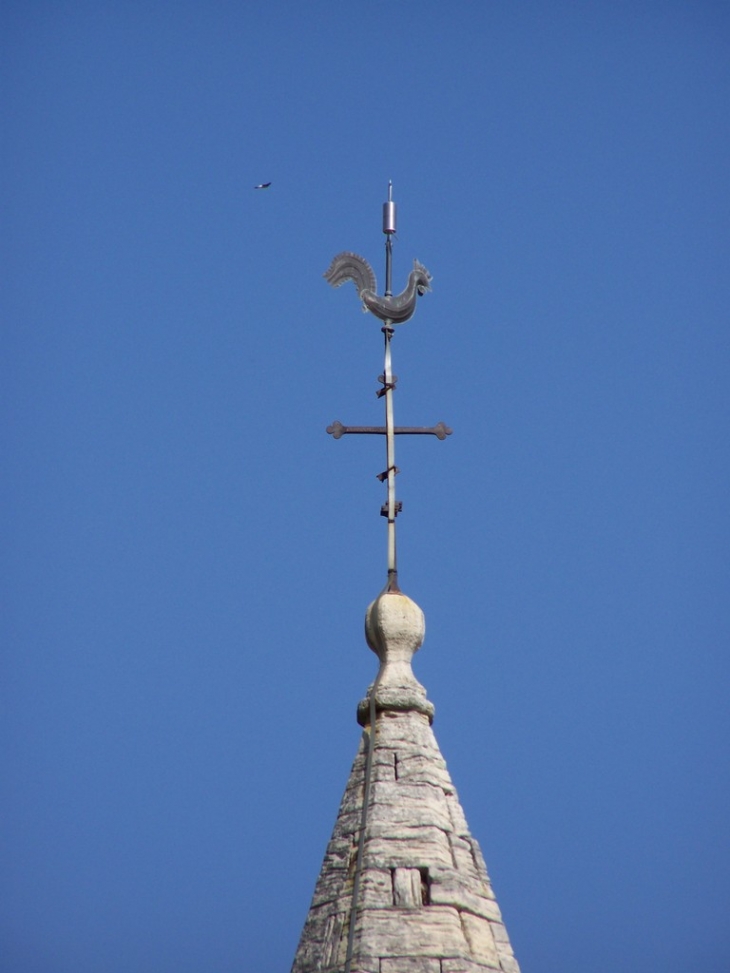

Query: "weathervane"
left=324, top=182, right=451, bottom=593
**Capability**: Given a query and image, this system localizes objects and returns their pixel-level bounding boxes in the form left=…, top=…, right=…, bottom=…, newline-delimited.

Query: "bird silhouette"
left=254, top=182, right=272, bottom=189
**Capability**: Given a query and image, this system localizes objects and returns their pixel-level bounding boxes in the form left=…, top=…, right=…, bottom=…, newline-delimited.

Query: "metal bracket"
left=376, top=465, right=400, bottom=483
left=376, top=373, right=398, bottom=398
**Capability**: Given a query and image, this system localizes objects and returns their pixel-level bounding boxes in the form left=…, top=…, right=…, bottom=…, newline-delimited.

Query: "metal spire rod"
left=382, top=180, right=398, bottom=589
left=382, top=322, right=398, bottom=590
left=384, top=180, right=394, bottom=297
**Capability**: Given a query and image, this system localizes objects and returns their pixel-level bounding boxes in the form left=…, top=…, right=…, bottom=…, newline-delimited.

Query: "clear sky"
left=3, top=2, right=729, bottom=971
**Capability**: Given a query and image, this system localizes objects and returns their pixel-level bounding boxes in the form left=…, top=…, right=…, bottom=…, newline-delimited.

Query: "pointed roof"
left=292, top=590, right=520, bottom=973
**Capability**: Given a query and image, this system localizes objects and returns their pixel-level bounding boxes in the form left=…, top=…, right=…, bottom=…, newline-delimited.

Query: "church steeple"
left=291, top=189, right=520, bottom=973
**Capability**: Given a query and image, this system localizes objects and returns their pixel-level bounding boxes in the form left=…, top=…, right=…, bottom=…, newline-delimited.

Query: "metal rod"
left=383, top=324, right=398, bottom=591
left=383, top=181, right=398, bottom=591
left=384, top=237, right=393, bottom=298
left=384, top=180, right=395, bottom=297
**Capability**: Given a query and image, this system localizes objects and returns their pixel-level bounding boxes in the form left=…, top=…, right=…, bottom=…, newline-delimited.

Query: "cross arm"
left=327, top=420, right=452, bottom=441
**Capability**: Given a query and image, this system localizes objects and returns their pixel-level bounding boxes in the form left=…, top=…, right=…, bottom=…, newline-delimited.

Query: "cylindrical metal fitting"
left=382, top=200, right=397, bottom=235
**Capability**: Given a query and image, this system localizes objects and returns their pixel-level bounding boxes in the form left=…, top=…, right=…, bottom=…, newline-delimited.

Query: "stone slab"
left=381, top=959, right=441, bottom=973
left=460, top=912, right=500, bottom=968
left=429, top=877, right=503, bottom=922
left=356, top=905, right=469, bottom=958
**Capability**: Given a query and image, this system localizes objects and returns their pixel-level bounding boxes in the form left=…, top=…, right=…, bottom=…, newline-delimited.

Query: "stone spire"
left=290, top=588, right=521, bottom=973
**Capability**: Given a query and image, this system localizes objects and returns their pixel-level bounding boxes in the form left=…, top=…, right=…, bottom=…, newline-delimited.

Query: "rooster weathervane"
left=324, top=182, right=450, bottom=593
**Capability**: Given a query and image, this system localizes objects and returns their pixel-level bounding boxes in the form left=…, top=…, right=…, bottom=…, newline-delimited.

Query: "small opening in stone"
left=393, top=752, right=399, bottom=780
left=420, top=867, right=431, bottom=906
left=347, top=842, right=359, bottom=878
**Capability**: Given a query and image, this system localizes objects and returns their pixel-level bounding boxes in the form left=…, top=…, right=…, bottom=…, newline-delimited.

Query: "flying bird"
left=254, top=182, right=272, bottom=189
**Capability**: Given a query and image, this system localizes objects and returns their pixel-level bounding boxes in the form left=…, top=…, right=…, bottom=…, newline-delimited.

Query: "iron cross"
left=324, top=183, right=452, bottom=593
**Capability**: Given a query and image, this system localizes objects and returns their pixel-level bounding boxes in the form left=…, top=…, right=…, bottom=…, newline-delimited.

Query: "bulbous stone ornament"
left=358, top=590, right=434, bottom=725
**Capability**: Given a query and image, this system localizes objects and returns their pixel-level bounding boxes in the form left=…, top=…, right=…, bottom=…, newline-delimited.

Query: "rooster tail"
left=323, top=252, right=377, bottom=299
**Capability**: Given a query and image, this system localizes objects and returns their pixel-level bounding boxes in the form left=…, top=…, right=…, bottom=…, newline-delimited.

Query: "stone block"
left=372, top=779, right=445, bottom=806
left=442, top=959, right=507, bottom=973
left=381, top=958, right=442, bottom=973
left=291, top=905, right=347, bottom=973
left=392, top=867, right=423, bottom=907
left=429, top=876, right=502, bottom=921
left=469, top=837, right=491, bottom=881
left=460, top=913, right=500, bottom=968
left=360, top=867, right=393, bottom=908
left=397, top=752, right=454, bottom=790
left=377, top=712, right=436, bottom=749
left=368, top=785, right=452, bottom=833
left=490, top=921, right=510, bottom=944
left=322, top=835, right=352, bottom=863
left=450, top=834, right=484, bottom=883
left=322, top=910, right=346, bottom=968
left=348, top=955, right=381, bottom=973
left=445, top=792, right=471, bottom=835
left=372, top=747, right=397, bottom=782
left=331, top=809, right=363, bottom=840
left=441, top=960, right=472, bottom=973
left=311, top=866, right=351, bottom=908
left=338, top=785, right=366, bottom=816
left=356, top=905, right=469, bottom=958
left=365, top=826, right=454, bottom=869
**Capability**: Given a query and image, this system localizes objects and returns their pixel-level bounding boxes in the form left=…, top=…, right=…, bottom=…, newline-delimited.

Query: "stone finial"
left=358, top=591, right=435, bottom=725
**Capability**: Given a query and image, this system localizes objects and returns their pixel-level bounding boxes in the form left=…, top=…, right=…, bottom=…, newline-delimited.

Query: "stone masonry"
left=291, top=591, right=521, bottom=973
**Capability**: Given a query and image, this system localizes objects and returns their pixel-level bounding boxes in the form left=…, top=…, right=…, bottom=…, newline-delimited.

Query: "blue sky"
left=3, top=2, right=729, bottom=971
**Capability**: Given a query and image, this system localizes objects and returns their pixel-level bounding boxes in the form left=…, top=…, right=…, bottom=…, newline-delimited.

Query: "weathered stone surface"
left=356, top=905, right=468, bottom=957
left=364, top=826, right=454, bottom=870
left=442, top=960, right=506, bottom=973
left=446, top=791, right=471, bottom=835
left=490, top=921, right=511, bottom=945
left=311, top=865, right=350, bottom=908
left=322, top=911, right=346, bottom=968
left=367, top=784, right=452, bottom=832
left=494, top=938, right=518, bottom=971
left=392, top=867, right=423, bottom=907
left=360, top=867, right=392, bottom=908
left=376, top=710, right=436, bottom=748
left=358, top=686, right=435, bottom=724
left=332, top=809, right=365, bottom=839
left=370, top=779, right=447, bottom=807
left=381, top=959, right=441, bottom=973
left=398, top=752, right=453, bottom=789
left=450, top=834, right=486, bottom=883
left=372, top=747, right=397, bottom=782
left=429, top=876, right=503, bottom=922
left=292, top=905, right=347, bottom=972
left=291, top=590, right=520, bottom=973
left=348, top=956, right=382, bottom=973
left=460, top=913, right=501, bottom=968
left=469, top=836, right=492, bottom=881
